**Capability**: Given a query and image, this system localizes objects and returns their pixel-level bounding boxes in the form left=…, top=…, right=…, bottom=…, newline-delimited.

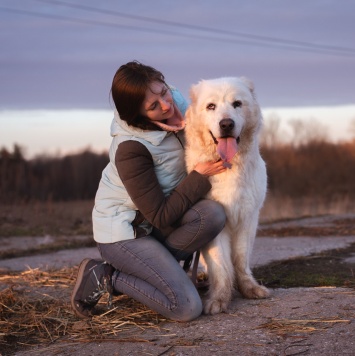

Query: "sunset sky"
left=1, top=0, right=354, bottom=157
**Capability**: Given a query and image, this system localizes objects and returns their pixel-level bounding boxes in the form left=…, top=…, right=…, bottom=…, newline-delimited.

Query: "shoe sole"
left=71, top=258, right=92, bottom=319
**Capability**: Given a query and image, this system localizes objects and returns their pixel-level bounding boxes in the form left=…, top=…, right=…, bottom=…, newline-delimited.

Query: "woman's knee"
left=199, top=199, right=226, bottom=234
left=210, top=200, right=226, bottom=227
left=173, top=290, right=203, bottom=322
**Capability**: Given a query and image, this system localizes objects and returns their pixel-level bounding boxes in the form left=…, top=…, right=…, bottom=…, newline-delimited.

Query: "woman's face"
left=140, top=81, right=174, bottom=122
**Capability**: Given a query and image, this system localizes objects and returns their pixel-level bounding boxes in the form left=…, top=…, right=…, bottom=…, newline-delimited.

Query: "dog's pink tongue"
left=217, top=137, right=238, bottom=162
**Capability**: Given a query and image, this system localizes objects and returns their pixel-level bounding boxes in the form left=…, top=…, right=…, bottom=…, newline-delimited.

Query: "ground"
left=1, top=214, right=355, bottom=355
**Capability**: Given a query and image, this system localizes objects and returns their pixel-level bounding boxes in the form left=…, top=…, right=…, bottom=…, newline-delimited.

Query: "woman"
left=71, top=61, right=227, bottom=322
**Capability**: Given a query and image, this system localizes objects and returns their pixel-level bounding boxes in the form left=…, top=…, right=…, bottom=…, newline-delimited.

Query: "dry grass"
left=258, top=316, right=351, bottom=335
left=1, top=195, right=355, bottom=238
left=260, top=194, right=355, bottom=223
left=0, top=200, right=94, bottom=237
left=0, top=267, right=167, bottom=354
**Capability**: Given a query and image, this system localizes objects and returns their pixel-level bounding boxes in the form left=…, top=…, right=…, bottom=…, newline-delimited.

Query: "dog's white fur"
left=185, top=77, right=270, bottom=314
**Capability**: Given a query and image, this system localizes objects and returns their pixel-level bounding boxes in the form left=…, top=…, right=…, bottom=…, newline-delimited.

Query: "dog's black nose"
left=219, top=118, right=235, bottom=132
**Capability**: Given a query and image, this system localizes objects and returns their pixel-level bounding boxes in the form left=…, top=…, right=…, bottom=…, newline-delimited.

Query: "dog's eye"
left=206, top=103, right=216, bottom=111
left=232, top=100, right=242, bottom=108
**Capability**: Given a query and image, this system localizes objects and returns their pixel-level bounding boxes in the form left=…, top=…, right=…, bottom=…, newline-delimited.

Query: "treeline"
left=0, top=145, right=108, bottom=202
left=261, top=140, right=355, bottom=198
left=1, top=139, right=355, bottom=202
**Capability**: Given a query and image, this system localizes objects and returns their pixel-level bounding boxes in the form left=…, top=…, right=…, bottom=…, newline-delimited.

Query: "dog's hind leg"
left=231, top=214, right=270, bottom=299
left=201, top=228, right=234, bottom=314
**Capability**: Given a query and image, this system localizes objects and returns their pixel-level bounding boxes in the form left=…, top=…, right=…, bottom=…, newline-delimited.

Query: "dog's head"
left=186, top=77, right=262, bottom=162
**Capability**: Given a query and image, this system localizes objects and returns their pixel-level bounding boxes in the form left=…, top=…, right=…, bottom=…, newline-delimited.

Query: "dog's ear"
left=239, top=77, right=255, bottom=93
left=189, top=82, right=200, bottom=104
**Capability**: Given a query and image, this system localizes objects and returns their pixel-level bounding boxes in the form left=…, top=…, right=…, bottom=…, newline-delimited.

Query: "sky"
left=1, top=0, right=355, bottom=157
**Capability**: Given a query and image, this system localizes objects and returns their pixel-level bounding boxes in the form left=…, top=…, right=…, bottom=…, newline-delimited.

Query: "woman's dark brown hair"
left=111, top=61, right=167, bottom=130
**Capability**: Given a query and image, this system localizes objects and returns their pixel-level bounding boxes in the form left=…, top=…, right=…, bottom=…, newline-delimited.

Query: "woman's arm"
left=115, top=140, right=211, bottom=230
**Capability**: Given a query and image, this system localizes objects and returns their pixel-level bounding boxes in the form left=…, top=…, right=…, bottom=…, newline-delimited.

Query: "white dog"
left=185, top=77, right=270, bottom=314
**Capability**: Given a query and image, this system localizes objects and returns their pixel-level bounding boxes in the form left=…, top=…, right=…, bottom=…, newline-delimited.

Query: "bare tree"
left=260, top=113, right=282, bottom=148
left=349, top=117, right=355, bottom=138
left=288, top=118, right=329, bottom=147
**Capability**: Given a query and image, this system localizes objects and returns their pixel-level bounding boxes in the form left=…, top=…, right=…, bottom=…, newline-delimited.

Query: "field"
left=1, top=198, right=355, bottom=354
left=2, top=135, right=355, bottom=354
left=2, top=193, right=355, bottom=237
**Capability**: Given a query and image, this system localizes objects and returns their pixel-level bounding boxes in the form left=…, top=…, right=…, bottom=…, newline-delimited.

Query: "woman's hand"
left=193, top=160, right=227, bottom=177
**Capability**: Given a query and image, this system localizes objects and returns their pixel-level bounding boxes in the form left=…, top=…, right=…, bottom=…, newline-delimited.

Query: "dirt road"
left=1, top=214, right=355, bottom=356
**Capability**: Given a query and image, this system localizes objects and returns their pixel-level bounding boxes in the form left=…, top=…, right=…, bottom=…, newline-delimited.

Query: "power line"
left=1, top=5, right=354, bottom=58
left=37, top=0, right=355, bottom=55
left=0, top=6, right=271, bottom=48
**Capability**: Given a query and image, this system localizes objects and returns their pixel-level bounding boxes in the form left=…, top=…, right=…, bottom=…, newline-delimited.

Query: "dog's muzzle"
left=209, top=130, right=240, bottom=145
left=210, top=123, right=240, bottom=164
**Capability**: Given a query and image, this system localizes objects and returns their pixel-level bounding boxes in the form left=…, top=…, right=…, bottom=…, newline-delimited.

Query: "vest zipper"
left=173, top=132, right=184, bottom=148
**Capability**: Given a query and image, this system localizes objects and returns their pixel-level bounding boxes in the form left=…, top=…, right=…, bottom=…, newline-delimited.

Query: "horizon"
left=1, top=104, right=354, bottom=159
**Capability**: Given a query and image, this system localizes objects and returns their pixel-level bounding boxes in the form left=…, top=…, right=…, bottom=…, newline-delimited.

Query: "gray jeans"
left=97, top=199, right=226, bottom=322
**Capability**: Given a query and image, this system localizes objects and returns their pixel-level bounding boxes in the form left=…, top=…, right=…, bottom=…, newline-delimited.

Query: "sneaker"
left=71, top=258, right=114, bottom=318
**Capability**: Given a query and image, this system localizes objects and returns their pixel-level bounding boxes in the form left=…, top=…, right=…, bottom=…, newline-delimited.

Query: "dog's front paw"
left=203, top=297, right=229, bottom=315
left=239, top=278, right=270, bottom=299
